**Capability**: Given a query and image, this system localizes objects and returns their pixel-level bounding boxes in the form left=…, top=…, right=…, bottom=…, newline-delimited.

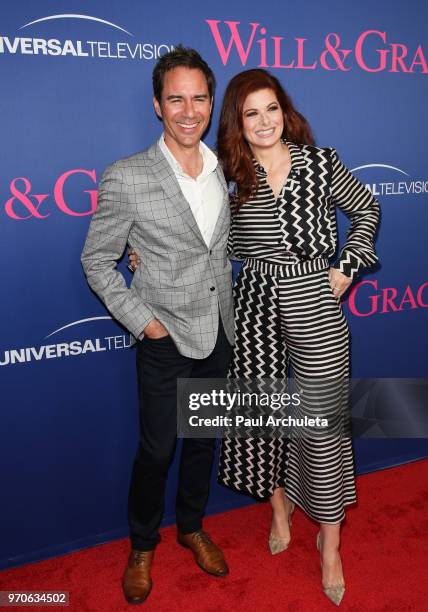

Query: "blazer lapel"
left=209, top=165, right=230, bottom=248
left=149, top=141, right=205, bottom=244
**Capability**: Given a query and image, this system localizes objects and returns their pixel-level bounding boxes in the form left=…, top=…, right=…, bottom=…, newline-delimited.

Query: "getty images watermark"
left=177, top=378, right=428, bottom=439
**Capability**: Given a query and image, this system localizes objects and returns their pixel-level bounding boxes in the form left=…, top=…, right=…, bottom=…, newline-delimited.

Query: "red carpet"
left=1, top=460, right=427, bottom=611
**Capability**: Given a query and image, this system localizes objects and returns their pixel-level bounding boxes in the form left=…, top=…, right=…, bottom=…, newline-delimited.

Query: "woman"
left=216, top=69, right=379, bottom=606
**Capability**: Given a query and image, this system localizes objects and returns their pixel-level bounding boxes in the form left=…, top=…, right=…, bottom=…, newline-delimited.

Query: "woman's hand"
left=127, top=248, right=141, bottom=272
left=328, top=268, right=352, bottom=300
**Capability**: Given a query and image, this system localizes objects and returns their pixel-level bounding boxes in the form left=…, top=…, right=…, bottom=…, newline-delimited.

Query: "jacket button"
left=210, top=286, right=215, bottom=292
left=209, top=249, right=212, bottom=255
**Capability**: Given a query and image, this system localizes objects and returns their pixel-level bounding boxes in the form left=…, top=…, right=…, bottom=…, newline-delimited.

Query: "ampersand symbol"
left=5, top=178, right=49, bottom=220
left=320, top=33, right=352, bottom=71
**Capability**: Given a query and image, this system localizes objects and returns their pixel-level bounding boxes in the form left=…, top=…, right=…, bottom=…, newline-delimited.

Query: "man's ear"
left=153, top=96, right=162, bottom=119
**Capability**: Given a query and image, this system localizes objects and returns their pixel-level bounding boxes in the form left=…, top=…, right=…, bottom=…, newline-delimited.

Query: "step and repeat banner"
left=1, top=1, right=427, bottom=567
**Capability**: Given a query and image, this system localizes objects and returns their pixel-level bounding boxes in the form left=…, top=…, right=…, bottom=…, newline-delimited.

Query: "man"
left=81, top=47, right=234, bottom=605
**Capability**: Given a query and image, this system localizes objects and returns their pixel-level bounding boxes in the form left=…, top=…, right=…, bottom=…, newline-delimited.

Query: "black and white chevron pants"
left=218, top=257, right=357, bottom=524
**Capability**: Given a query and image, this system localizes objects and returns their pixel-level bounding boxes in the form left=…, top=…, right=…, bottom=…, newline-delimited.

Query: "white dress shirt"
left=159, top=134, right=223, bottom=247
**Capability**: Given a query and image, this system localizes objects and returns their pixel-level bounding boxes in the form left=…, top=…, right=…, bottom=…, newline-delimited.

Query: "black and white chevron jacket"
left=228, top=142, right=380, bottom=281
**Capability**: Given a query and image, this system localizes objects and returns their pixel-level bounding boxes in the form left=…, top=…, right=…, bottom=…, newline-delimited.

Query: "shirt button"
left=210, top=286, right=215, bottom=292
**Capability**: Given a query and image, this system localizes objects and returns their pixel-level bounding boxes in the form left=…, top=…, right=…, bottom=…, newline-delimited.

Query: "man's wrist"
left=138, top=318, right=155, bottom=340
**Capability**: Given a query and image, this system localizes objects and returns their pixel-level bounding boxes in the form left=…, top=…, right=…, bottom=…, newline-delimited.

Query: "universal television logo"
left=0, top=317, right=131, bottom=367
left=351, top=164, right=428, bottom=198
left=0, top=13, right=174, bottom=60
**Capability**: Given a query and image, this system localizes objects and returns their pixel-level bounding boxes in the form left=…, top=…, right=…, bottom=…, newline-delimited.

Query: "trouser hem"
left=176, top=520, right=203, bottom=535
left=130, top=535, right=160, bottom=552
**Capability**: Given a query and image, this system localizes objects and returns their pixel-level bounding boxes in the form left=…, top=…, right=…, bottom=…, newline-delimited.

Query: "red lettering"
left=409, top=45, right=428, bottom=73
left=295, top=38, right=317, bottom=69
left=347, top=280, right=379, bottom=317
left=205, top=20, right=259, bottom=66
left=272, top=37, right=294, bottom=69
left=256, top=27, right=269, bottom=68
left=4, top=177, right=49, bottom=220
left=390, top=43, right=409, bottom=73
left=398, top=286, right=418, bottom=310
left=355, top=30, right=389, bottom=73
left=54, top=169, right=98, bottom=217
left=417, top=282, right=428, bottom=307
left=381, top=287, right=399, bottom=313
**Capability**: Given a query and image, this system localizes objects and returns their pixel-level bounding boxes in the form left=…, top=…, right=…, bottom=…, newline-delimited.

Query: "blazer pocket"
left=140, top=287, right=188, bottom=307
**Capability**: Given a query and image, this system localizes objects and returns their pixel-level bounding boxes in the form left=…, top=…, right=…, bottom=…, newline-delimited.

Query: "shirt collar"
left=159, top=133, right=218, bottom=178
left=253, top=140, right=307, bottom=177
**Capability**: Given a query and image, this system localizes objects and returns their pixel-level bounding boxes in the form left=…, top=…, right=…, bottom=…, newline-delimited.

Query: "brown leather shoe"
left=177, top=530, right=229, bottom=577
left=122, top=550, right=154, bottom=604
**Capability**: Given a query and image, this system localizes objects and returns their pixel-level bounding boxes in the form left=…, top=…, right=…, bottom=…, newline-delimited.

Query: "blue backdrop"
left=1, top=0, right=427, bottom=568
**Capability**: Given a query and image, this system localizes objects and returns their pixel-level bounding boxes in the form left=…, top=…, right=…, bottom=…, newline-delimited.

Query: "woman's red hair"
left=217, top=69, right=315, bottom=206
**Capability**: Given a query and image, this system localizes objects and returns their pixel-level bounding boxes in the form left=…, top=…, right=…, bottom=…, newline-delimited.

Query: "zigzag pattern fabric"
left=219, top=142, right=379, bottom=523
left=218, top=262, right=356, bottom=523
left=227, top=143, right=380, bottom=281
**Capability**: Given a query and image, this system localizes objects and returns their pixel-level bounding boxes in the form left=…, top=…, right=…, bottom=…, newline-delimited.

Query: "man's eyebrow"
left=166, top=94, right=209, bottom=100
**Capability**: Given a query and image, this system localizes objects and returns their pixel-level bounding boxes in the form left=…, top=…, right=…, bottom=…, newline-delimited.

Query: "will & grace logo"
left=0, top=13, right=173, bottom=60
left=4, top=157, right=427, bottom=221
left=0, top=316, right=131, bottom=367
left=206, top=21, right=428, bottom=74
left=345, top=279, right=428, bottom=317
left=351, top=164, right=428, bottom=198
left=4, top=170, right=98, bottom=219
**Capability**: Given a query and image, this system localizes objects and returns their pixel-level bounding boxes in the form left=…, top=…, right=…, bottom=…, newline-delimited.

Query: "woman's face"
left=242, top=88, right=284, bottom=152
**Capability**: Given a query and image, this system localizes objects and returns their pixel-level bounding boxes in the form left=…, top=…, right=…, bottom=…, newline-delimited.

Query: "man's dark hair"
left=152, top=45, right=216, bottom=102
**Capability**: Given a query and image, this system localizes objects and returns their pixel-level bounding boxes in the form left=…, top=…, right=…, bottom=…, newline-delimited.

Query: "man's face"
left=153, top=67, right=212, bottom=154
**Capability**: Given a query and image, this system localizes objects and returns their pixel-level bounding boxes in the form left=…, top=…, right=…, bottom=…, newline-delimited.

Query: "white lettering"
left=0, top=36, right=172, bottom=61
left=29, top=346, right=46, bottom=360
left=117, top=42, right=127, bottom=59
left=33, top=38, right=47, bottom=55
left=45, top=344, right=57, bottom=359
left=20, top=38, right=33, bottom=54
left=128, top=43, right=142, bottom=59
left=47, top=39, right=62, bottom=55
left=61, top=40, right=78, bottom=56
left=76, top=40, right=89, bottom=57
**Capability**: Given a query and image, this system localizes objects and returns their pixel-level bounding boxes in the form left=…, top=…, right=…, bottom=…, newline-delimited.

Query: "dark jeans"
left=128, top=319, right=232, bottom=551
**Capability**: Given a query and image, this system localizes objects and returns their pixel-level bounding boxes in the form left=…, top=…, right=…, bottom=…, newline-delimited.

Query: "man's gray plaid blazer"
left=81, top=141, right=234, bottom=358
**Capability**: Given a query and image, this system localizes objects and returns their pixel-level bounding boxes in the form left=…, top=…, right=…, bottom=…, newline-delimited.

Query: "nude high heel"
left=268, top=502, right=295, bottom=555
left=316, top=532, right=345, bottom=606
